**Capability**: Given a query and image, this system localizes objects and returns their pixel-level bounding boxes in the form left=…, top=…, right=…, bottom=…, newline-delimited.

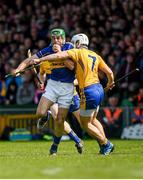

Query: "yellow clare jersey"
left=67, top=48, right=107, bottom=89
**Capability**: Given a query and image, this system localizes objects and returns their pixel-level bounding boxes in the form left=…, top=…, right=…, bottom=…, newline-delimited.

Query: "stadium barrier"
left=0, top=106, right=143, bottom=139
left=0, top=108, right=54, bottom=136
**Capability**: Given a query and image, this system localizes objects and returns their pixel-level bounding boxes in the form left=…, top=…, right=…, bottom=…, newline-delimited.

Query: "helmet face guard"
left=50, top=28, right=65, bottom=44
left=71, top=33, right=89, bottom=48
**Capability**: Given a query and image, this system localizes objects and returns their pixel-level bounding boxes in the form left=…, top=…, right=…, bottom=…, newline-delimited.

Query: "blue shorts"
left=69, top=94, right=80, bottom=113
left=80, top=83, right=104, bottom=110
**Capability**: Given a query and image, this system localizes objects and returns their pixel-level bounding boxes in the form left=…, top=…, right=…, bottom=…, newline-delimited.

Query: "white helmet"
left=71, top=33, right=89, bottom=47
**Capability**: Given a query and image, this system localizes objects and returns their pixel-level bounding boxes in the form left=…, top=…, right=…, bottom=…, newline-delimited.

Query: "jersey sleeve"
left=36, top=45, right=52, bottom=58
left=98, top=55, right=108, bottom=69
left=63, top=42, right=74, bottom=50
left=67, top=49, right=79, bottom=62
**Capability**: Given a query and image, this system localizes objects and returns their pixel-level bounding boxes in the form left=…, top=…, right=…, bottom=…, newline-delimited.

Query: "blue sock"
left=102, top=140, right=110, bottom=148
left=68, top=130, right=81, bottom=144
left=50, top=135, right=62, bottom=152
left=106, top=140, right=110, bottom=147
left=50, top=144, right=58, bottom=152
left=53, top=135, right=62, bottom=145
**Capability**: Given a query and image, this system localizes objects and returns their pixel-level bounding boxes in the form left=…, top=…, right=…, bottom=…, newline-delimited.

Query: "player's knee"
left=36, top=108, right=47, bottom=116
left=87, top=122, right=93, bottom=130
left=51, top=112, right=57, bottom=120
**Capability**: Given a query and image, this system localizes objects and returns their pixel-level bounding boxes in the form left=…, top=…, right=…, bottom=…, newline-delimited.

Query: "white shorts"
left=42, top=79, right=74, bottom=109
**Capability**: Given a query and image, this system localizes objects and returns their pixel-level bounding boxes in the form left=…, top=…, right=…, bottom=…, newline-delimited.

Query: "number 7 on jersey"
left=88, top=55, right=96, bottom=71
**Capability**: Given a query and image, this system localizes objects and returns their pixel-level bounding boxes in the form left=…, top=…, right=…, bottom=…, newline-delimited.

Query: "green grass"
left=0, top=139, right=143, bottom=178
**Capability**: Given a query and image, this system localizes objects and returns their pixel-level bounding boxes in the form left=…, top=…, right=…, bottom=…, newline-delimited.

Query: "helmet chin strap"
left=75, top=41, right=80, bottom=48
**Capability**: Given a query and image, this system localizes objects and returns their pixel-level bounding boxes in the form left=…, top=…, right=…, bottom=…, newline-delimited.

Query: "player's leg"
left=91, top=117, right=106, bottom=152
left=69, top=94, right=82, bottom=132
left=72, top=110, right=80, bottom=124
left=70, top=94, right=81, bottom=123
left=91, top=84, right=114, bottom=155
left=88, top=112, right=106, bottom=142
left=68, top=94, right=83, bottom=153
left=80, top=111, right=114, bottom=155
left=80, top=83, right=114, bottom=155
left=50, top=107, right=68, bottom=155
left=91, top=106, right=106, bottom=139
left=92, top=118, right=106, bottom=139
left=51, top=108, right=83, bottom=155
left=71, top=92, right=105, bottom=140
left=64, top=120, right=83, bottom=154
left=50, top=102, right=83, bottom=154
left=49, top=81, right=74, bottom=155
left=90, top=95, right=112, bottom=154
left=64, top=121, right=80, bottom=143
left=36, top=96, right=54, bottom=129
left=50, top=103, right=58, bottom=120
left=36, top=79, right=57, bottom=130
left=80, top=112, right=106, bottom=144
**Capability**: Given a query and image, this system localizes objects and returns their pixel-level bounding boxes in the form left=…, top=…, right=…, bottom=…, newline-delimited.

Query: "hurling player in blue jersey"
left=13, top=28, right=83, bottom=155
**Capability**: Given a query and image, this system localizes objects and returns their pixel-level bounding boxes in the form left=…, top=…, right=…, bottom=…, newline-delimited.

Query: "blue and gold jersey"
left=67, top=48, right=107, bottom=89
left=40, top=61, right=51, bottom=75
left=37, top=42, right=75, bottom=83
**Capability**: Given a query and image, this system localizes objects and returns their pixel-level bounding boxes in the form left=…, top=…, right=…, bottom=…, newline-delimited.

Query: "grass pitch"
left=0, top=139, right=143, bottom=178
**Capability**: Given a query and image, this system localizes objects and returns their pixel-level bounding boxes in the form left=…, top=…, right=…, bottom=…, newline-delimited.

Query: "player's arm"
left=31, top=49, right=79, bottom=70
left=43, top=51, right=69, bottom=61
left=37, top=72, right=46, bottom=90
left=13, top=54, right=38, bottom=75
left=37, top=64, right=47, bottom=90
left=52, top=44, right=75, bottom=70
left=13, top=46, right=51, bottom=75
left=98, top=57, right=115, bottom=90
left=31, top=51, right=70, bottom=64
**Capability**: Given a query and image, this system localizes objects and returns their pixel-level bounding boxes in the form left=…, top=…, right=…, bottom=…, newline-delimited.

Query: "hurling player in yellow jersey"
left=31, top=33, right=115, bottom=155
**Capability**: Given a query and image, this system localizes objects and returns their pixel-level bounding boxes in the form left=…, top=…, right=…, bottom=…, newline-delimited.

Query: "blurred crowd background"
left=0, top=0, right=143, bottom=108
